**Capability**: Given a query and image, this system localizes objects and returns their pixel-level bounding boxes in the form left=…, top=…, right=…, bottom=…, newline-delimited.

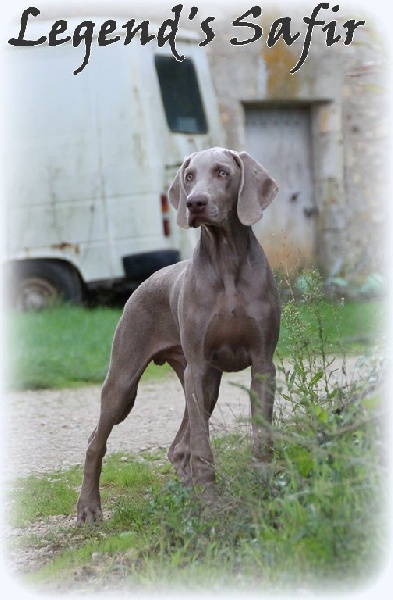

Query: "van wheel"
left=10, top=261, right=83, bottom=311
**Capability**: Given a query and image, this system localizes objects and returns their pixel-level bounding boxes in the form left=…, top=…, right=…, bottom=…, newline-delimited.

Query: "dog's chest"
left=203, top=292, right=261, bottom=372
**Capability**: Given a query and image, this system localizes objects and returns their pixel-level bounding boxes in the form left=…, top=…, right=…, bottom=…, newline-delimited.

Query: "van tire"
left=9, top=260, right=84, bottom=311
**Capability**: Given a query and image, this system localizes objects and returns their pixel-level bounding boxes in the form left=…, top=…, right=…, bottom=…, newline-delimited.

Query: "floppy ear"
left=168, top=157, right=191, bottom=229
left=236, top=151, right=278, bottom=226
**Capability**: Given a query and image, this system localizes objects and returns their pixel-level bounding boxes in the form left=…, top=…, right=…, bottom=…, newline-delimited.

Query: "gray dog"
left=77, top=147, right=280, bottom=524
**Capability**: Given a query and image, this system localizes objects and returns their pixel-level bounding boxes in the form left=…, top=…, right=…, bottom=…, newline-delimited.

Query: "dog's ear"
left=236, top=151, right=278, bottom=226
left=168, top=157, right=191, bottom=229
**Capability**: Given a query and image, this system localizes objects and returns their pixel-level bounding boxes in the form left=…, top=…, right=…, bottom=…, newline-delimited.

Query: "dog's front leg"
left=184, top=363, right=220, bottom=485
left=250, top=359, right=276, bottom=463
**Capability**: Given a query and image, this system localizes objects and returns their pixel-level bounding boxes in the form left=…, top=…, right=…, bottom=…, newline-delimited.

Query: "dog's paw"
left=76, top=503, right=103, bottom=526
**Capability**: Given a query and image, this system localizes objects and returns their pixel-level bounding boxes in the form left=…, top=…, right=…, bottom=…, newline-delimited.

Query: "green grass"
left=6, top=306, right=171, bottom=390
left=6, top=299, right=384, bottom=391
left=10, top=468, right=81, bottom=526
left=280, top=298, right=382, bottom=353
left=9, top=454, right=160, bottom=530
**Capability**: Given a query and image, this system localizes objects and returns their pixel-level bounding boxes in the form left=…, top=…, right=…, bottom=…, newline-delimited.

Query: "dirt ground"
left=4, top=370, right=254, bottom=480
left=4, top=356, right=366, bottom=479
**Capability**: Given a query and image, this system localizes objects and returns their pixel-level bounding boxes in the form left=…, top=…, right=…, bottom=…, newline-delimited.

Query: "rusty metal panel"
left=244, top=107, right=317, bottom=272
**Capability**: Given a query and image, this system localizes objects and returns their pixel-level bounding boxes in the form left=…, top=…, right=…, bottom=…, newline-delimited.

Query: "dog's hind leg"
left=77, top=310, right=177, bottom=524
left=77, top=263, right=187, bottom=523
left=76, top=360, right=146, bottom=524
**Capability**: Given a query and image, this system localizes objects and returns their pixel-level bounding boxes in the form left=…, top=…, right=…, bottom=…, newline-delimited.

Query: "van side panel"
left=4, top=41, right=170, bottom=282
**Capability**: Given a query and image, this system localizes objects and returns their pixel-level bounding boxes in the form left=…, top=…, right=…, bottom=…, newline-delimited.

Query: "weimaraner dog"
left=77, top=147, right=280, bottom=524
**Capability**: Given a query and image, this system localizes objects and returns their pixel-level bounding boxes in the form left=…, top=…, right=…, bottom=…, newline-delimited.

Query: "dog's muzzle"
left=186, top=194, right=208, bottom=227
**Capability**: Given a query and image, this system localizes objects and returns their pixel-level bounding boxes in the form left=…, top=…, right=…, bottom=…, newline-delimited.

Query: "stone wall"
left=340, top=24, right=387, bottom=281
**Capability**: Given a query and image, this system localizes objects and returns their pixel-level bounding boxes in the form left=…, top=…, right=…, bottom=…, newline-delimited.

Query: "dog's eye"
left=218, top=169, right=228, bottom=178
left=185, top=173, right=193, bottom=182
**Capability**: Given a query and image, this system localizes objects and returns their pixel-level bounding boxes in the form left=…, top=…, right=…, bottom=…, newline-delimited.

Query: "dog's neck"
left=198, top=210, right=255, bottom=290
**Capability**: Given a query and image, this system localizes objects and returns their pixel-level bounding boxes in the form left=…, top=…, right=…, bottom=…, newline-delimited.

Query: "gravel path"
left=4, top=357, right=364, bottom=480
left=4, top=371, right=254, bottom=480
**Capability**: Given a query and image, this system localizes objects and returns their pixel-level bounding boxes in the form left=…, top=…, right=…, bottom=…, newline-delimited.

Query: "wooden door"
left=244, top=106, right=317, bottom=271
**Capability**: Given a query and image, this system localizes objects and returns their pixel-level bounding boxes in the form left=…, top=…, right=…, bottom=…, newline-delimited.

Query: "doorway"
left=244, top=105, right=317, bottom=271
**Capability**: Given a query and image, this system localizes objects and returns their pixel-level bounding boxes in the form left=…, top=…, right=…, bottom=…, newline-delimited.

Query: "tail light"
left=161, top=194, right=170, bottom=237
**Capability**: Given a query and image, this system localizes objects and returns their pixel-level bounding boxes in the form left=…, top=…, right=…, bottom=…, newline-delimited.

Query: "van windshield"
left=155, top=56, right=208, bottom=134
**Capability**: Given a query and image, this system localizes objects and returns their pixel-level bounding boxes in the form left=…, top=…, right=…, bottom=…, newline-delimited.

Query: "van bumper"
left=122, top=249, right=180, bottom=283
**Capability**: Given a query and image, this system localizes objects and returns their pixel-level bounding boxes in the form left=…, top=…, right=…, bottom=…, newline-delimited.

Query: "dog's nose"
left=186, top=195, right=208, bottom=213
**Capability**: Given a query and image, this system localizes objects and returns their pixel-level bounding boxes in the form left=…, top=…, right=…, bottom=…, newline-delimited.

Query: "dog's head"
left=168, top=147, right=278, bottom=229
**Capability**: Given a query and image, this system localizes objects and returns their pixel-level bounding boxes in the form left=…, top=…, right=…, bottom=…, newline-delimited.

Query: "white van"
left=3, top=17, right=223, bottom=309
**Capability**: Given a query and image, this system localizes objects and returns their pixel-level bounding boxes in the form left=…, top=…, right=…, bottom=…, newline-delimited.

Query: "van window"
left=155, top=56, right=207, bottom=134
